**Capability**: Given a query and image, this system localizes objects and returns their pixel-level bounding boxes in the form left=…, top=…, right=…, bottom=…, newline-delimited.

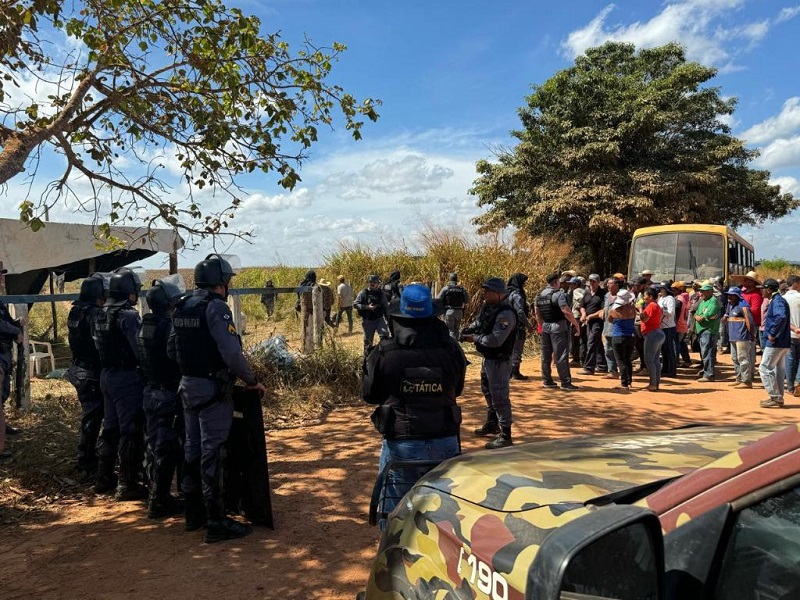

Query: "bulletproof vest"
left=475, top=300, right=517, bottom=359
left=172, top=293, right=226, bottom=378
left=136, top=313, right=180, bottom=389
left=359, top=288, right=386, bottom=320
left=94, top=304, right=138, bottom=369
left=442, top=285, right=466, bottom=309
left=536, top=287, right=565, bottom=322
left=67, top=302, right=101, bottom=369
left=370, top=338, right=461, bottom=440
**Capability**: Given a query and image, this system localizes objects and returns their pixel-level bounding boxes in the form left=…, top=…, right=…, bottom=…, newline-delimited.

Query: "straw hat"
left=730, top=270, right=761, bottom=285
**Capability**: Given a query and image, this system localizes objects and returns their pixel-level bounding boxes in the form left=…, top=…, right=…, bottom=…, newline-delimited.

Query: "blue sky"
left=4, top=0, right=800, bottom=269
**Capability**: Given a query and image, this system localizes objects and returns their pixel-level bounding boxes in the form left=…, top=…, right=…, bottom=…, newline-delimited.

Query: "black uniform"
left=0, top=300, right=21, bottom=407
left=137, top=310, right=183, bottom=515
left=67, top=299, right=104, bottom=473
left=354, top=286, right=390, bottom=354
left=507, top=273, right=530, bottom=374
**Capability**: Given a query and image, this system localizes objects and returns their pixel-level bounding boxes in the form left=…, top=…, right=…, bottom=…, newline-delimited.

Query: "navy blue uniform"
left=354, top=286, right=390, bottom=354
left=169, top=290, right=257, bottom=522
left=94, top=300, right=145, bottom=495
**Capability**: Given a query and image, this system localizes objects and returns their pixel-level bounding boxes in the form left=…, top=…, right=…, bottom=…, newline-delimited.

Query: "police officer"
left=437, top=273, right=469, bottom=340
left=363, top=284, right=467, bottom=527
left=137, top=276, right=185, bottom=519
left=93, top=268, right=147, bottom=499
left=354, top=274, right=390, bottom=355
left=0, top=267, right=22, bottom=458
left=535, top=272, right=582, bottom=391
left=383, top=270, right=403, bottom=304
left=507, top=272, right=532, bottom=380
left=169, top=254, right=265, bottom=543
left=461, top=277, right=518, bottom=449
left=67, top=272, right=107, bottom=476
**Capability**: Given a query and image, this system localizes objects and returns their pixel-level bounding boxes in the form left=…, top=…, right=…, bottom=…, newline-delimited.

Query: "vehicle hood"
left=418, top=425, right=785, bottom=512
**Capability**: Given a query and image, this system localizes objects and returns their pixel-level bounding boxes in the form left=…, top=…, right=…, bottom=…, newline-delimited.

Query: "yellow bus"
left=627, top=224, right=755, bottom=284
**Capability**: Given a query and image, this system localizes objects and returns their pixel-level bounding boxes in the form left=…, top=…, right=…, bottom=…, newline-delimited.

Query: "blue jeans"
left=377, top=437, right=459, bottom=528
left=760, top=347, right=790, bottom=401
left=699, top=331, right=718, bottom=379
left=643, top=329, right=665, bottom=388
left=604, top=336, right=618, bottom=373
left=784, top=339, right=800, bottom=389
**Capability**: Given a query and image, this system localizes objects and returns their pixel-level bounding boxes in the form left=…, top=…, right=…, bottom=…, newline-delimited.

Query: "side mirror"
left=526, top=505, right=664, bottom=600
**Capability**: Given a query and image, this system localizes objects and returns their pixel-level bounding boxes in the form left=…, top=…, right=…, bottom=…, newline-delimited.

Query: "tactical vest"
left=442, top=285, right=466, bottom=309
left=369, top=339, right=461, bottom=440
left=172, top=294, right=226, bottom=378
left=67, top=302, right=101, bottom=370
left=536, top=287, right=565, bottom=323
left=94, top=304, right=138, bottom=369
left=358, top=288, right=386, bottom=320
left=475, top=300, right=517, bottom=359
left=137, top=313, right=180, bottom=388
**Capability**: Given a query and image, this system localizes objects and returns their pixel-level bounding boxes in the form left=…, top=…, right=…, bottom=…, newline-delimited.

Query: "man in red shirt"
left=734, top=271, right=763, bottom=354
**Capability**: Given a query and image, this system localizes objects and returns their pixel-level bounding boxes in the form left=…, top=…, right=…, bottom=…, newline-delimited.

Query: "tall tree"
left=471, top=42, right=797, bottom=274
left=0, top=0, right=379, bottom=242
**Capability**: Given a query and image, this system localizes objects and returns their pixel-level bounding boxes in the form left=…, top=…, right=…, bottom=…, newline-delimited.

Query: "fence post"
left=11, top=303, right=31, bottom=410
left=312, top=285, right=324, bottom=350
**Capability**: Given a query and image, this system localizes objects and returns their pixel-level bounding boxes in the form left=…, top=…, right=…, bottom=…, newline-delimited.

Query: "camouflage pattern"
left=363, top=423, right=796, bottom=599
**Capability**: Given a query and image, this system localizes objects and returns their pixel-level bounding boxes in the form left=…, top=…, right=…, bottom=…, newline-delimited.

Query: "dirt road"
left=0, top=353, right=796, bottom=599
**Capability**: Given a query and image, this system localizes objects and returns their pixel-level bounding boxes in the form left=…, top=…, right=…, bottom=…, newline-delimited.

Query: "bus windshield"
left=630, top=232, right=725, bottom=282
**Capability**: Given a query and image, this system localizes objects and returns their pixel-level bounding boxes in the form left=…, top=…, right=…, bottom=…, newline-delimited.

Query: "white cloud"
left=771, top=176, right=800, bottom=197
left=561, top=1, right=791, bottom=70
left=754, top=135, right=800, bottom=170
left=740, top=97, right=800, bottom=144
left=776, top=6, right=800, bottom=23
left=240, top=188, right=313, bottom=213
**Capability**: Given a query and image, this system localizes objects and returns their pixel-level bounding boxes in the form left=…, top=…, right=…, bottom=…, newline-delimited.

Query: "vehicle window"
left=560, top=522, right=659, bottom=600
left=630, top=233, right=677, bottom=282
left=714, top=485, right=800, bottom=600
left=675, top=233, right=724, bottom=282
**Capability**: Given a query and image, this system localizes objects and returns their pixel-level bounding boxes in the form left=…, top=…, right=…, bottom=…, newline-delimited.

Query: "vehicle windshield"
left=630, top=232, right=725, bottom=282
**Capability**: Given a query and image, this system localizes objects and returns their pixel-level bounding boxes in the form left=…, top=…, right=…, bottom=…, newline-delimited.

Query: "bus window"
left=630, top=233, right=678, bottom=281
left=675, top=233, right=724, bottom=281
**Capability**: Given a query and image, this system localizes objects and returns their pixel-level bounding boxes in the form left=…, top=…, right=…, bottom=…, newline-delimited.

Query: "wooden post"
left=88, top=258, right=96, bottom=274
left=12, top=304, right=30, bottom=409
left=312, top=285, right=324, bottom=350
left=231, top=293, right=245, bottom=334
left=169, top=230, right=179, bottom=274
left=49, top=271, right=59, bottom=342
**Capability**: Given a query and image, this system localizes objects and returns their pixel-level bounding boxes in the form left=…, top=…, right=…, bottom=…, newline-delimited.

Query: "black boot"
left=184, top=493, right=207, bottom=531
left=204, top=498, right=252, bottom=544
left=94, top=428, right=119, bottom=494
left=511, top=366, right=529, bottom=381
left=473, top=409, right=500, bottom=437
left=115, top=435, right=148, bottom=501
left=148, top=450, right=183, bottom=519
left=486, top=426, right=513, bottom=449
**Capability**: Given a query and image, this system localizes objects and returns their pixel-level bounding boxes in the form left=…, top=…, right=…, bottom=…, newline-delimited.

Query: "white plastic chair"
left=29, top=340, right=55, bottom=377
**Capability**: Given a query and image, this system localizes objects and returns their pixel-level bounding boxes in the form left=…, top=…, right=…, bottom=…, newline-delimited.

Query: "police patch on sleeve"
left=498, top=316, right=510, bottom=330
left=227, top=323, right=237, bottom=336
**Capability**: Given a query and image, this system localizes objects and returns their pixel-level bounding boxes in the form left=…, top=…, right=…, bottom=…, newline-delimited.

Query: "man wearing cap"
left=438, top=272, right=469, bottom=340
left=461, top=277, right=518, bottom=448
left=723, top=287, right=756, bottom=388
left=734, top=271, right=763, bottom=352
left=0, top=267, right=22, bottom=459
left=536, top=272, right=581, bottom=391
left=580, top=274, right=607, bottom=375
left=759, top=278, right=791, bottom=408
left=355, top=274, right=391, bottom=355
left=694, top=283, right=721, bottom=382
left=783, top=275, right=800, bottom=397
left=364, top=284, right=467, bottom=526
left=569, top=277, right=586, bottom=366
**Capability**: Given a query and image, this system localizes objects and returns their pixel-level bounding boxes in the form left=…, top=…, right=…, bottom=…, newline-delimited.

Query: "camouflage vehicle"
left=360, top=423, right=800, bottom=599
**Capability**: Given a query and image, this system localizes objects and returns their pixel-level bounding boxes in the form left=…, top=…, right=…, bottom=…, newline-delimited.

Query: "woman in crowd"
left=639, top=287, right=665, bottom=392
left=608, top=289, right=636, bottom=391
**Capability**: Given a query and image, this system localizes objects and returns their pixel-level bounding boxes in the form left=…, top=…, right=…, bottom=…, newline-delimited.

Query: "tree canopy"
left=470, top=42, right=798, bottom=274
left=0, top=0, right=379, bottom=243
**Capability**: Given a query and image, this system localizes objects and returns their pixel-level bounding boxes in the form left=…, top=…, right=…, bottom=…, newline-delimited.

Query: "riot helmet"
left=194, top=253, right=236, bottom=290
left=109, top=267, right=143, bottom=300
left=79, top=272, right=106, bottom=302
left=146, top=274, right=186, bottom=313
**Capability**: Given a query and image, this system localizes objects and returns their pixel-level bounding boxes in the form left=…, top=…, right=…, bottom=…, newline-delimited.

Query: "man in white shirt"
left=783, top=274, right=800, bottom=396
left=335, top=275, right=354, bottom=334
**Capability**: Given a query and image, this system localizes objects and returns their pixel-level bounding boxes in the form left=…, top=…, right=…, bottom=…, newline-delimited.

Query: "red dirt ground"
left=0, top=352, right=796, bottom=599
